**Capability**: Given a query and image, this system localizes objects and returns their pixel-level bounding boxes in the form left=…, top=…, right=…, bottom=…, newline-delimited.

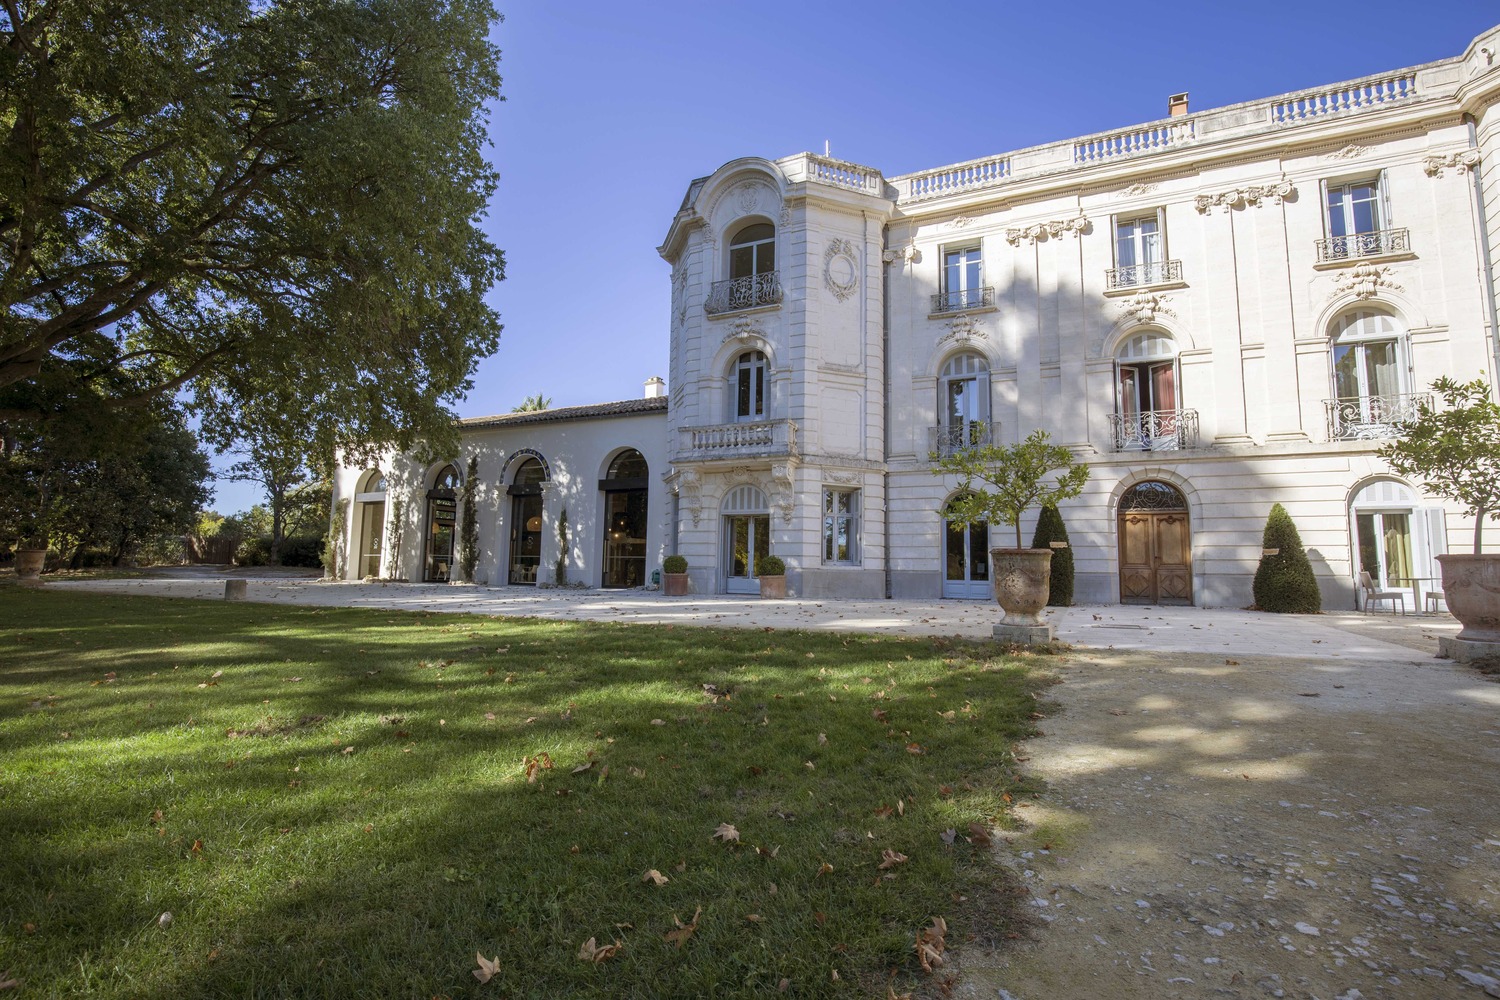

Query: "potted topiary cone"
left=932, top=429, right=1089, bottom=638
left=1382, top=377, right=1500, bottom=647
left=661, top=554, right=689, bottom=596
left=756, top=554, right=786, bottom=599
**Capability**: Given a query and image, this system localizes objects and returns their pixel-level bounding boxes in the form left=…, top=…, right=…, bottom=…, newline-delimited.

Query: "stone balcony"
left=1324, top=393, right=1431, bottom=441
left=1108, top=410, right=1200, bottom=451
left=676, top=419, right=798, bottom=462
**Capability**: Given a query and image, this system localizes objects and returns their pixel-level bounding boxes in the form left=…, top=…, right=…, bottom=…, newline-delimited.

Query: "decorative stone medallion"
left=823, top=239, right=860, bottom=302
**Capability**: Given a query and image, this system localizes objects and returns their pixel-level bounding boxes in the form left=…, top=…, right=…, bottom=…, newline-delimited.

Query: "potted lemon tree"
left=1382, top=376, right=1500, bottom=648
left=932, top=429, right=1088, bottom=639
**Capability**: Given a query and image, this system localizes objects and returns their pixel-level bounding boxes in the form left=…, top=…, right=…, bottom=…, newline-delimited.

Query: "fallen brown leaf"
left=576, top=937, right=620, bottom=963
left=662, top=906, right=702, bottom=949
left=473, top=952, right=501, bottom=984
left=915, top=915, right=948, bottom=974
left=712, top=822, right=739, bottom=843
left=878, top=849, right=908, bottom=870
left=967, top=823, right=992, bottom=848
left=643, top=869, right=669, bottom=886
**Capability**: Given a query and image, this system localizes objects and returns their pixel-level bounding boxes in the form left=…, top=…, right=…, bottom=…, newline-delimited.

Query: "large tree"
left=0, top=0, right=504, bottom=457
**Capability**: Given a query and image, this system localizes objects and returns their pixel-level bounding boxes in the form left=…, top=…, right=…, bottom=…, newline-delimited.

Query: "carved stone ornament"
left=1119, top=182, right=1159, bottom=198
left=722, top=318, right=767, bottom=347
left=672, top=262, right=688, bottom=324
left=823, top=238, right=860, bottom=302
left=1193, top=178, right=1295, bottom=213
left=824, top=470, right=861, bottom=485
left=1004, top=216, right=1090, bottom=246
left=937, top=313, right=989, bottom=350
left=671, top=469, right=702, bottom=526
left=1423, top=149, right=1481, bottom=177
left=779, top=203, right=792, bottom=227
left=771, top=462, right=797, bottom=524
left=1116, top=291, right=1177, bottom=325
left=881, top=244, right=923, bottom=265
left=1323, top=143, right=1369, bottom=161
left=1334, top=263, right=1404, bottom=301
left=736, top=182, right=763, bottom=215
left=947, top=216, right=975, bottom=229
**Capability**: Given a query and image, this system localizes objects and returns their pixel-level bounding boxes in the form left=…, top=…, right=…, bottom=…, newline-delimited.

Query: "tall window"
left=423, top=464, right=460, bottom=582
left=1327, top=309, right=1414, bottom=438
left=1322, top=177, right=1390, bottom=260
left=823, top=489, right=859, bottom=564
left=729, top=223, right=775, bottom=280
left=1113, top=213, right=1164, bottom=286
left=733, top=350, right=767, bottom=421
left=935, top=352, right=990, bottom=454
left=1113, top=331, right=1186, bottom=450
left=939, top=245, right=983, bottom=311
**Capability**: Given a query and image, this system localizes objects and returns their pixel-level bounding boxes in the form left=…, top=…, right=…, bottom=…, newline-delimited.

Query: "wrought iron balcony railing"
left=928, top=421, right=997, bottom=457
left=1314, top=227, right=1411, bottom=263
left=1108, top=409, right=1200, bottom=451
left=704, top=272, right=782, bottom=315
left=676, top=419, right=798, bottom=461
left=930, top=286, right=995, bottom=314
left=1105, top=259, right=1183, bottom=290
left=1324, top=392, right=1432, bottom=441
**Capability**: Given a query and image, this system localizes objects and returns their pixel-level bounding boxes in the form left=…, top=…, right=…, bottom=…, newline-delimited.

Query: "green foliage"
left=512, top=392, right=553, bottom=412
left=1381, top=376, right=1500, bottom=553
left=1, top=1, right=504, bottom=460
left=756, top=554, right=785, bottom=576
left=0, top=590, right=1047, bottom=999
left=662, top=554, right=688, bottom=574
left=932, top=430, right=1090, bottom=550
left=1029, top=504, right=1074, bottom=606
left=385, top=496, right=408, bottom=579
left=555, top=507, right=568, bottom=585
left=323, top=498, right=351, bottom=578
left=457, top=456, right=480, bottom=582
left=1252, top=503, right=1323, bottom=613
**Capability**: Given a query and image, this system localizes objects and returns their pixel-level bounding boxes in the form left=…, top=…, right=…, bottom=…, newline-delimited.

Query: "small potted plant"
left=661, top=554, right=689, bottom=596
left=755, top=554, right=786, bottom=599
left=932, top=429, right=1088, bottom=631
left=1382, top=376, right=1500, bottom=644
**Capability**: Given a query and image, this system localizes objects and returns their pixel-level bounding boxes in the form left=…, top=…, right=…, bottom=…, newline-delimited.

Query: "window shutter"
left=1157, top=206, right=1168, bottom=260
left=1318, top=177, right=1331, bottom=236
left=1425, top=507, right=1448, bottom=560
left=1378, top=168, right=1393, bottom=229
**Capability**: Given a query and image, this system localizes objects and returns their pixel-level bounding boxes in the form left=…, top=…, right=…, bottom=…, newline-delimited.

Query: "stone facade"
left=336, top=24, right=1500, bottom=609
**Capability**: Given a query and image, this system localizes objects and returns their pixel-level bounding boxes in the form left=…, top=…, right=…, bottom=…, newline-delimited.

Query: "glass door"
left=424, top=496, right=456, bottom=582
left=1356, top=511, right=1413, bottom=588
left=943, top=516, right=990, bottom=600
left=725, top=515, right=770, bottom=595
left=357, top=501, right=384, bottom=578
left=602, top=490, right=648, bottom=588
left=508, top=495, right=542, bottom=585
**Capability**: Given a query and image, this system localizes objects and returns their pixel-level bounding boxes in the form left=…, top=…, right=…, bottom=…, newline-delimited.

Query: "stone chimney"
left=1168, top=92, right=1190, bottom=118
left=644, top=377, right=666, bottom=399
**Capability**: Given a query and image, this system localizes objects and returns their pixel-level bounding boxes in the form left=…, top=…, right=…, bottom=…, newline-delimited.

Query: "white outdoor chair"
left=1359, top=571, right=1406, bottom=615
left=1424, top=589, right=1447, bottom=614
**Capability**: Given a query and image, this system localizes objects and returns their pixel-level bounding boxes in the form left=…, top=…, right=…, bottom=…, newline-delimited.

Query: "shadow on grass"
left=0, top=589, right=1048, bottom=999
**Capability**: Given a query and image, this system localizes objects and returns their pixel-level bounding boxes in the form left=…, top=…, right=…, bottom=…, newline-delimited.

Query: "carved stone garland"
left=1116, top=291, right=1177, bottom=326
left=1194, top=179, right=1295, bottom=213
left=1005, top=216, right=1090, bottom=246
left=936, top=313, right=989, bottom=350
left=823, top=239, right=860, bottom=302
left=1333, top=263, right=1404, bottom=301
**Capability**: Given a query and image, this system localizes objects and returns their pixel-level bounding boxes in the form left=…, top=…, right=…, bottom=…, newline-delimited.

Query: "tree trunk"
left=1477, top=506, right=1488, bottom=555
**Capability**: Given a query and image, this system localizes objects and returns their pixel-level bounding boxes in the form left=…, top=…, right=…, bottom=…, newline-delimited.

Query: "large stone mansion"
left=332, top=23, right=1500, bottom=610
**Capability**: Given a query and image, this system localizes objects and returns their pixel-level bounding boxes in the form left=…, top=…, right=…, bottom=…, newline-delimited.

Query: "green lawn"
left=0, top=589, right=1048, bottom=999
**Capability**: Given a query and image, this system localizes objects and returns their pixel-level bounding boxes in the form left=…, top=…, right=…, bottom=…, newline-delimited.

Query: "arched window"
left=506, top=458, right=546, bottom=585
left=357, top=469, right=388, bottom=496
left=935, top=353, right=991, bottom=454
left=423, top=464, right=460, bottom=582
left=512, top=457, right=546, bottom=486
left=601, top=450, right=649, bottom=589
left=707, top=223, right=781, bottom=314
left=607, top=450, right=649, bottom=480
left=1113, top=332, right=1187, bottom=451
left=1327, top=309, right=1414, bottom=439
left=731, top=350, right=768, bottom=422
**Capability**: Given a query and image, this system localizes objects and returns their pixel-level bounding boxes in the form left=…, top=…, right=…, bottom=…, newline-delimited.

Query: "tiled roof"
left=457, top=395, right=667, bottom=430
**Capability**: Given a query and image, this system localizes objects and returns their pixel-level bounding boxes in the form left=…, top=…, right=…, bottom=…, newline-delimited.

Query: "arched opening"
left=934, top=353, right=992, bottom=454
left=1326, top=308, right=1416, bottom=439
left=423, top=465, right=460, bottom=582
left=1348, top=478, right=1446, bottom=609
left=600, top=449, right=649, bottom=588
left=731, top=350, right=768, bottom=422
left=354, top=469, right=388, bottom=579
left=941, top=493, right=989, bottom=600
left=506, top=457, right=547, bottom=585
left=722, top=484, right=770, bottom=595
left=1112, top=331, right=1187, bottom=450
left=1117, top=481, right=1192, bottom=605
left=707, top=222, right=781, bottom=314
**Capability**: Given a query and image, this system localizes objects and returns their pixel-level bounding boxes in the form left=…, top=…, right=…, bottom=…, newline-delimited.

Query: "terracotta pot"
left=1437, top=553, right=1500, bottom=642
left=662, top=573, right=689, bottom=597
left=759, top=575, right=787, bottom=599
left=989, top=548, right=1053, bottom=626
left=14, top=547, right=46, bottom=581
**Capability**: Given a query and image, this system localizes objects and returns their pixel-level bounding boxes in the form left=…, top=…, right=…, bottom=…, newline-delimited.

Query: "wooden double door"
left=1119, top=510, right=1192, bottom=605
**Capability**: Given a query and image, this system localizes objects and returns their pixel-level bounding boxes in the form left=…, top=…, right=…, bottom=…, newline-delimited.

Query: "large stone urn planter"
left=1436, top=553, right=1500, bottom=643
left=990, top=548, right=1053, bottom=627
left=14, top=547, right=47, bottom=583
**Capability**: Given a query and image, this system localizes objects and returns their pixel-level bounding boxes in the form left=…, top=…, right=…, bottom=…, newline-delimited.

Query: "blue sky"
left=208, top=3, right=1499, bottom=512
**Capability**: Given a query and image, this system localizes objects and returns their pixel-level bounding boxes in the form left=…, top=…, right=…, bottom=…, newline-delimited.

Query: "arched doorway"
left=354, top=470, right=388, bottom=579
left=423, top=465, right=460, bottom=582
left=507, top=457, right=546, bottom=585
left=1118, top=481, right=1192, bottom=605
left=722, top=485, right=770, bottom=595
left=1348, top=479, right=1445, bottom=599
left=600, top=450, right=648, bottom=588
left=942, top=493, right=990, bottom=599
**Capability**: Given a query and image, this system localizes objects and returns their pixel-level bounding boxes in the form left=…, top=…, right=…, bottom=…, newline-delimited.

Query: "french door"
left=725, top=515, right=770, bottom=595
left=943, top=518, right=990, bottom=599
